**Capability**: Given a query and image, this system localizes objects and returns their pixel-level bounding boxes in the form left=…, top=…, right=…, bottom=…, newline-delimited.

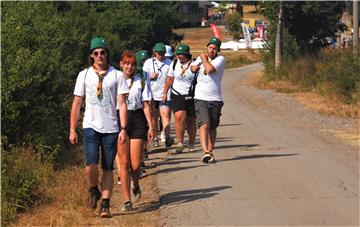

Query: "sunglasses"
left=93, top=50, right=106, bottom=57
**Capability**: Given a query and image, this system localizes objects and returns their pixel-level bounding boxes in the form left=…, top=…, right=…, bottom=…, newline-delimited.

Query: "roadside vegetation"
left=1, top=1, right=179, bottom=226
left=258, top=1, right=359, bottom=117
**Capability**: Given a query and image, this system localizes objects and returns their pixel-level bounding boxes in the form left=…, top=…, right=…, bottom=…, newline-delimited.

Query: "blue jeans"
left=83, top=128, right=118, bottom=171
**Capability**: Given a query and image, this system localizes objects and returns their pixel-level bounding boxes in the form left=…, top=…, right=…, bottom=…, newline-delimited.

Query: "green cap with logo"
left=136, top=50, right=149, bottom=63
left=175, top=43, right=191, bottom=56
left=90, top=37, right=108, bottom=52
left=207, top=37, right=221, bottom=51
left=153, top=42, right=166, bottom=53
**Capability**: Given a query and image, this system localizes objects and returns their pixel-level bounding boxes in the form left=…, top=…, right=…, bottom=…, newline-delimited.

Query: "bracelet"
left=70, top=129, right=76, bottom=133
left=120, top=127, right=126, bottom=131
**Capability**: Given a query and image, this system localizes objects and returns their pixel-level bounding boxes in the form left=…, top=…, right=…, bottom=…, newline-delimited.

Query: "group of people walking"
left=69, top=36, right=225, bottom=218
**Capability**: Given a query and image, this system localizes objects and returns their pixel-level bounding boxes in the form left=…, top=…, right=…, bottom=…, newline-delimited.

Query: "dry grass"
left=250, top=71, right=360, bottom=118
left=13, top=164, right=160, bottom=227
left=174, top=27, right=260, bottom=68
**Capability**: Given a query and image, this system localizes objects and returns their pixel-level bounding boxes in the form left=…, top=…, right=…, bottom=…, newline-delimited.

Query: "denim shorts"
left=194, top=99, right=224, bottom=129
left=154, top=100, right=171, bottom=109
left=83, top=128, right=118, bottom=171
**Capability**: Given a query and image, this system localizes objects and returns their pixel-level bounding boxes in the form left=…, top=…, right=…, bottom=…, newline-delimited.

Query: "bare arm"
left=118, top=94, right=128, bottom=144
left=143, top=101, right=155, bottom=141
left=200, top=53, right=216, bottom=74
left=69, top=96, right=82, bottom=144
left=162, top=76, right=174, bottom=103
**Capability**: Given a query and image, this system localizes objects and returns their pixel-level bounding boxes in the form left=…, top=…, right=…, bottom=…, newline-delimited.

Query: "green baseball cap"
left=207, top=37, right=221, bottom=50
left=175, top=43, right=191, bottom=55
left=136, top=50, right=149, bottom=63
left=153, top=42, right=166, bottom=52
left=90, top=37, right=108, bottom=52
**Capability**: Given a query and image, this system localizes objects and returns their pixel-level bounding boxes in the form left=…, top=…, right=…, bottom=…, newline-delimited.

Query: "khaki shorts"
left=194, top=99, right=224, bottom=129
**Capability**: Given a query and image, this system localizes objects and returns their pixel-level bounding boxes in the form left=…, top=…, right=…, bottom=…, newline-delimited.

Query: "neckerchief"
left=93, top=65, right=110, bottom=97
left=180, top=60, right=192, bottom=76
left=152, top=58, right=165, bottom=73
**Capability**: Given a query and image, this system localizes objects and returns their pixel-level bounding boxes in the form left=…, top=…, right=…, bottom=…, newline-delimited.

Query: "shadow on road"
left=218, top=153, right=298, bottom=162
left=160, top=186, right=232, bottom=206
left=219, top=123, right=242, bottom=127
left=142, top=164, right=207, bottom=178
left=215, top=144, right=260, bottom=150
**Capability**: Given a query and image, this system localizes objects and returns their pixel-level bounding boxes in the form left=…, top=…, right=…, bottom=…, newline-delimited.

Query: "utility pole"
left=353, top=0, right=359, bottom=54
left=275, top=2, right=283, bottom=70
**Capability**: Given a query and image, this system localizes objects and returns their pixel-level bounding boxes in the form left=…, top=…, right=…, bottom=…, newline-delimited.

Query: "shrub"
left=225, top=12, right=242, bottom=40
left=1, top=146, right=54, bottom=226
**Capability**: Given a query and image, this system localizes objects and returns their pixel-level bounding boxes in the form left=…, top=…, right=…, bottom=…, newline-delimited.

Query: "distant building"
left=179, top=1, right=213, bottom=27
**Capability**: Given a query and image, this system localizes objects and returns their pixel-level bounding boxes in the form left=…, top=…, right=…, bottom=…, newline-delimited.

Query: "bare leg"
left=174, top=111, right=186, bottom=144
left=118, top=137, right=131, bottom=202
left=100, top=170, right=113, bottom=199
left=199, top=123, right=210, bottom=153
left=86, top=164, right=99, bottom=187
left=208, top=128, right=217, bottom=153
left=159, top=107, right=171, bottom=138
left=129, top=139, right=144, bottom=187
left=186, top=115, right=197, bottom=146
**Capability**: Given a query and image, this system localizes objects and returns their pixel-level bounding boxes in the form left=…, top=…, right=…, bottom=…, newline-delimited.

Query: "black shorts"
left=118, top=109, right=148, bottom=140
left=194, top=99, right=224, bottom=129
left=171, top=93, right=195, bottom=117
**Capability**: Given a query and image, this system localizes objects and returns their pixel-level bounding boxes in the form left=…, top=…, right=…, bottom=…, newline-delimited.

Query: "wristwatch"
left=120, top=127, right=126, bottom=131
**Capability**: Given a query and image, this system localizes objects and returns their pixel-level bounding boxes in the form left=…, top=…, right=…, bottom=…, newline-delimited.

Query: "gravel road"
left=154, top=63, right=359, bottom=226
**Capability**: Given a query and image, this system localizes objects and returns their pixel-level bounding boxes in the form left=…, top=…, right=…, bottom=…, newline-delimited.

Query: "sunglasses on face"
left=93, top=50, right=106, bottom=57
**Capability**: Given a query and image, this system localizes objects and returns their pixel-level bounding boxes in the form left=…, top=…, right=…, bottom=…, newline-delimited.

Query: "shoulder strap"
left=141, top=77, right=145, bottom=92
left=172, top=59, right=178, bottom=71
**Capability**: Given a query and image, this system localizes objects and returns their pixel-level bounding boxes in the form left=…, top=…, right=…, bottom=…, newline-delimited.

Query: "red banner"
left=210, top=23, right=222, bottom=39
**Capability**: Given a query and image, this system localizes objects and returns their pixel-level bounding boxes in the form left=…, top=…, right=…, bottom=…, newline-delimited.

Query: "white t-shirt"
left=126, top=74, right=152, bottom=111
left=168, top=59, right=195, bottom=95
left=143, top=57, right=172, bottom=101
left=73, top=66, right=129, bottom=133
left=192, top=55, right=225, bottom=101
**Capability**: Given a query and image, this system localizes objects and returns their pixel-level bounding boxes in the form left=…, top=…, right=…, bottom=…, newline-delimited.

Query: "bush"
left=1, top=146, right=54, bottom=226
left=224, top=12, right=242, bottom=40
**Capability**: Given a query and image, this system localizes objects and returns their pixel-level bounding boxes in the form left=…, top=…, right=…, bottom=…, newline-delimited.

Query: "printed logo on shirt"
left=87, top=84, right=111, bottom=107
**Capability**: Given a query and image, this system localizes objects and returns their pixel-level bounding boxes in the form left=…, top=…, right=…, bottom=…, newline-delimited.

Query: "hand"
left=148, top=128, right=155, bottom=141
left=69, top=131, right=78, bottom=145
left=200, top=53, right=208, bottom=61
left=118, top=130, right=127, bottom=144
left=150, top=72, right=159, bottom=80
left=190, top=65, right=200, bottom=73
left=162, top=94, right=167, bottom=104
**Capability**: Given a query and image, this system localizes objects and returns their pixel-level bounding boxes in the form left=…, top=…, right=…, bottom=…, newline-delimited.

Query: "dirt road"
left=153, top=63, right=359, bottom=226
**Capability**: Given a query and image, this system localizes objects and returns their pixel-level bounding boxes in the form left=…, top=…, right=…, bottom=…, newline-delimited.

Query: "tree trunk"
left=353, top=0, right=359, bottom=55
left=275, top=2, right=283, bottom=70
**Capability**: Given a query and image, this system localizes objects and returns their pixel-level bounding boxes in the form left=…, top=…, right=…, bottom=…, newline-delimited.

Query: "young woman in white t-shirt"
left=117, top=51, right=155, bottom=212
left=163, top=43, right=197, bottom=154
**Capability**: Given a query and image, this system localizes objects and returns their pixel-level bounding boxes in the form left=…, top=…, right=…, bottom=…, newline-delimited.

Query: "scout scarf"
left=93, top=65, right=110, bottom=97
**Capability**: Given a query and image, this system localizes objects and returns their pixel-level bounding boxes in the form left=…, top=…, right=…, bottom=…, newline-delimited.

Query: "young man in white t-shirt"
left=142, top=42, right=174, bottom=148
left=69, top=37, right=129, bottom=218
left=190, top=37, right=225, bottom=164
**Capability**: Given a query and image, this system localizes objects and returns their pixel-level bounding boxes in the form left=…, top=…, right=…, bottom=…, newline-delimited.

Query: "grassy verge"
left=174, top=27, right=261, bottom=69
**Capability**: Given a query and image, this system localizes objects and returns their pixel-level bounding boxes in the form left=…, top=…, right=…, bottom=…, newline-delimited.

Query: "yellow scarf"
left=93, top=65, right=110, bottom=97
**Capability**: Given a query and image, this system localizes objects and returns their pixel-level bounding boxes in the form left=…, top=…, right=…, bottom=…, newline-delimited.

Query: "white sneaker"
left=160, top=132, right=166, bottom=143
left=153, top=138, right=160, bottom=147
left=176, top=143, right=184, bottom=153
left=188, top=145, right=196, bottom=152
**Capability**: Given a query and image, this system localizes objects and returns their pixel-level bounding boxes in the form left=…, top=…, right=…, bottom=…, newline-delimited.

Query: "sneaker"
left=176, top=143, right=185, bottom=153
left=87, top=187, right=101, bottom=210
left=201, top=152, right=212, bottom=164
left=132, top=185, right=142, bottom=201
left=153, top=138, right=160, bottom=147
left=139, top=168, right=146, bottom=179
left=165, top=136, right=174, bottom=148
left=117, top=176, right=121, bottom=185
left=208, top=154, right=216, bottom=163
left=160, top=131, right=166, bottom=143
left=188, top=144, right=196, bottom=153
left=121, top=201, right=133, bottom=212
left=99, top=202, right=111, bottom=218
left=143, top=149, right=149, bottom=161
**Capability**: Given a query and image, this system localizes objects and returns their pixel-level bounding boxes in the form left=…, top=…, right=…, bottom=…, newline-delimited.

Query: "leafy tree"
left=225, top=12, right=243, bottom=40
